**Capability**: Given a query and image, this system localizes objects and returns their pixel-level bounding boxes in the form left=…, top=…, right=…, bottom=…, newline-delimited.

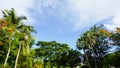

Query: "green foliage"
left=103, top=51, right=120, bottom=67
left=110, top=29, right=120, bottom=46
left=35, top=41, right=71, bottom=67
left=56, top=49, right=81, bottom=68
left=0, top=8, right=120, bottom=68
left=0, top=9, right=35, bottom=68
left=76, top=25, right=112, bottom=68
left=81, top=65, right=89, bottom=68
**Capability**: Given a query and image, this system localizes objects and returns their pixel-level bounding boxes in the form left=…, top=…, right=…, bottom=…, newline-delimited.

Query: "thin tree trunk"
left=4, top=39, right=11, bottom=67
left=84, top=49, right=91, bottom=68
left=14, top=44, right=21, bottom=68
left=89, top=37, right=97, bottom=68
left=91, top=46, right=97, bottom=68
left=50, top=60, right=53, bottom=68
left=44, top=61, right=46, bottom=68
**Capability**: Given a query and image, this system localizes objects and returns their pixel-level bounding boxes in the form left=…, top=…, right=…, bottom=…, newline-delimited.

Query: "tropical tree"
left=103, top=51, right=120, bottom=68
left=76, top=30, right=92, bottom=68
left=0, top=20, right=10, bottom=67
left=110, top=27, right=120, bottom=46
left=14, top=24, right=35, bottom=68
left=0, top=8, right=27, bottom=67
left=103, top=27, right=120, bottom=67
left=35, top=41, right=70, bottom=68
left=0, top=8, right=35, bottom=68
left=76, top=25, right=111, bottom=68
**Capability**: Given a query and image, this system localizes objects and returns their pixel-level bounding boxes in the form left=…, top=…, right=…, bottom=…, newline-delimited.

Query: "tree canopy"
left=0, top=9, right=120, bottom=68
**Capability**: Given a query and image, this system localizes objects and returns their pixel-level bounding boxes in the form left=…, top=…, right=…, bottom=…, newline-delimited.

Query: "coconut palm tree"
left=1, top=8, right=26, bottom=67
left=14, top=24, right=35, bottom=68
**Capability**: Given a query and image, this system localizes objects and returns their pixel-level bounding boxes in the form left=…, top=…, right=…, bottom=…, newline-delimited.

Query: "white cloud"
left=31, top=0, right=120, bottom=31
left=67, top=0, right=120, bottom=30
left=0, top=0, right=34, bottom=24
left=31, top=0, right=76, bottom=27
left=28, top=0, right=120, bottom=30
left=104, top=15, right=120, bottom=31
left=1, top=0, right=120, bottom=31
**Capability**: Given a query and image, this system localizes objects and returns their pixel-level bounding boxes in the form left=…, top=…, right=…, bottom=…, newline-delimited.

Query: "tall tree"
left=103, top=51, right=120, bottom=68
left=76, top=25, right=111, bottom=68
left=0, top=9, right=26, bottom=67
left=0, top=8, right=36, bottom=68
left=36, top=41, right=70, bottom=68
left=14, top=24, right=35, bottom=68
left=77, top=31, right=91, bottom=68
left=110, top=27, right=120, bottom=46
left=103, top=27, right=120, bottom=67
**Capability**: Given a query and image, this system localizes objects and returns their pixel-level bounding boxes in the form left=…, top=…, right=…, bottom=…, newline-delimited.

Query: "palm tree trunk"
left=84, top=49, right=91, bottom=68
left=4, top=39, right=11, bottom=67
left=14, top=44, right=21, bottom=68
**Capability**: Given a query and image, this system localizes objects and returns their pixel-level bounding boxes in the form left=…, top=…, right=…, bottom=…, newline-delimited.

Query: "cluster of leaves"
left=0, top=8, right=120, bottom=68
left=76, top=25, right=120, bottom=68
left=35, top=41, right=81, bottom=68
left=0, top=9, right=35, bottom=68
left=0, top=9, right=81, bottom=68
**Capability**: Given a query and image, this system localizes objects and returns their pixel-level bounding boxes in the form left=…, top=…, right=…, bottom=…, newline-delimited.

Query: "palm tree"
left=77, top=25, right=111, bottom=68
left=14, top=24, right=35, bottom=68
left=77, top=35, right=91, bottom=68
left=1, top=8, right=26, bottom=67
left=86, top=26, right=111, bottom=68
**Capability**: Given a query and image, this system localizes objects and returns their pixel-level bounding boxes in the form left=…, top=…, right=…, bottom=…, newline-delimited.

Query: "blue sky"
left=1, top=0, right=120, bottom=49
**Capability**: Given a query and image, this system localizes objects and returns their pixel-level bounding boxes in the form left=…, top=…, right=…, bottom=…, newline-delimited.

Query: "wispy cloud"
left=30, top=0, right=120, bottom=31
left=67, top=0, right=120, bottom=30
left=1, top=0, right=120, bottom=48
left=28, top=0, right=78, bottom=32
left=1, top=0, right=120, bottom=31
left=104, top=15, right=120, bottom=31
